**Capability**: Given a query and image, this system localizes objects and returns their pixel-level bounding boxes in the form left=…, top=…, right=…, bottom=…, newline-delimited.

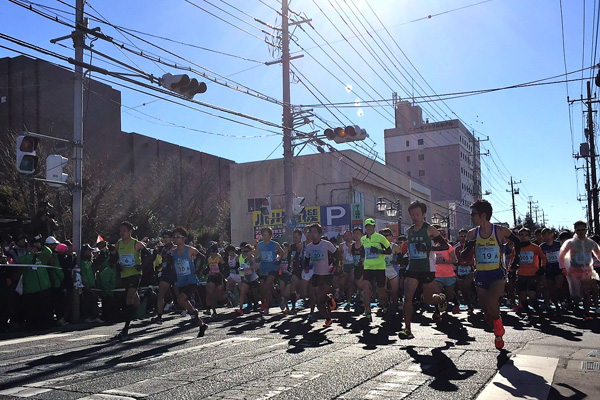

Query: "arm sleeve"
left=506, top=232, right=521, bottom=255
left=432, top=235, right=449, bottom=251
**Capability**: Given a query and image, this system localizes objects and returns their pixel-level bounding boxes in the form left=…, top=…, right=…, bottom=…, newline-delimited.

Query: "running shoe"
left=164, top=303, right=173, bottom=312
left=344, top=302, right=351, bottom=311
left=283, top=307, right=290, bottom=314
left=452, top=304, right=460, bottom=314
left=190, top=313, right=199, bottom=325
left=151, top=316, right=163, bottom=325
left=181, top=310, right=188, bottom=317
left=306, top=313, right=317, bottom=322
left=198, top=322, right=208, bottom=338
left=437, top=293, right=447, bottom=313
left=114, top=331, right=128, bottom=341
left=584, top=313, right=594, bottom=320
left=398, top=329, right=414, bottom=340
left=323, top=319, right=333, bottom=328
left=279, top=297, right=286, bottom=311
left=236, top=308, right=244, bottom=316
left=327, top=294, right=337, bottom=310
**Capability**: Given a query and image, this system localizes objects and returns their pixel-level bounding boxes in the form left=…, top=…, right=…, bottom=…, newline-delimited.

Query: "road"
left=0, top=304, right=598, bottom=399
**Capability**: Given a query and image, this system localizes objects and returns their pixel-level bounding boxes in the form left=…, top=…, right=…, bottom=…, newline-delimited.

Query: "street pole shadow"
left=493, top=359, right=553, bottom=398
left=547, top=383, right=588, bottom=400
left=402, top=341, right=476, bottom=392
left=432, top=314, right=475, bottom=346
left=357, top=324, right=397, bottom=350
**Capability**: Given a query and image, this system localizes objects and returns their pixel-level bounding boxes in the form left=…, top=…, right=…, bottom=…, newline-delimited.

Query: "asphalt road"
left=0, top=304, right=597, bottom=399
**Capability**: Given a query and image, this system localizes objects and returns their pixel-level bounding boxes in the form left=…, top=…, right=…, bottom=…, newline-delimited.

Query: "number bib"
left=241, top=262, right=252, bottom=276
left=311, top=249, right=325, bottom=261
left=119, top=253, right=135, bottom=267
left=574, top=253, right=592, bottom=266
left=435, top=254, right=446, bottom=264
left=365, top=247, right=379, bottom=259
left=457, top=265, right=471, bottom=276
left=546, top=251, right=559, bottom=264
left=476, top=246, right=499, bottom=264
left=175, top=258, right=191, bottom=276
left=408, top=243, right=427, bottom=260
left=520, top=251, right=534, bottom=264
left=262, top=251, right=274, bottom=262
left=353, top=254, right=361, bottom=267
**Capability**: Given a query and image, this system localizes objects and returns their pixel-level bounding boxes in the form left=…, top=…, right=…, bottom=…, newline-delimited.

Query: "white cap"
left=45, top=236, right=59, bottom=245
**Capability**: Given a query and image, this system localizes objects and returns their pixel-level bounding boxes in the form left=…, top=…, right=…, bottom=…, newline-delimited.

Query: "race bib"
left=574, top=253, right=592, bottom=265
left=476, top=246, right=499, bottom=264
left=353, top=254, right=361, bottom=267
left=385, top=255, right=393, bottom=268
left=262, top=251, right=274, bottom=262
left=365, top=247, right=379, bottom=259
left=343, top=250, right=354, bottom=264
left=175, top=258, right=191, bottom=276
left=546, top=251, right=559, bottom=264
left=520, top=251, right=534, bottom=264
left=241, top=262, right=252, bottom=276
left=311, top=249, right=325, bottom=261
left=119, top=253, right=135, bottom=267
left=457, top=265, right=471, bottom=276
left=435, top=254, right=446, bottom=264
left=209, top=263, right=220, bottom=274
left=408, top=243, right=427, bottom=260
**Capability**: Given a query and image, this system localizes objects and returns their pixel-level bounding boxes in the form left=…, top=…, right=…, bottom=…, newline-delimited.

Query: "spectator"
left=80, top=244, right=102, bottom=323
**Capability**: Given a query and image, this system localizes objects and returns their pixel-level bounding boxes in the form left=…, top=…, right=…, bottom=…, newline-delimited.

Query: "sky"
left=0, top=0, right=597, bottom=229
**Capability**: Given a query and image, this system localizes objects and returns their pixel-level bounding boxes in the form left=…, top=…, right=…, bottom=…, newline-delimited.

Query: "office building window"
left=406, top=156, right=410, bottom=162
left=419, top=170, right=425, bottom=176
left=418, top=139, right=424, bottom=145
left=406, top=140, right=410, bottom=147
left=418, top=154, right=424, bottom=161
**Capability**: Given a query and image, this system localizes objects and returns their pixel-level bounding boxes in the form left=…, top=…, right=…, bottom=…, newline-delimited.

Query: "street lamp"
left=377, top=197, right=403, bottom=235
left=431, top=213, right=448, bottom=229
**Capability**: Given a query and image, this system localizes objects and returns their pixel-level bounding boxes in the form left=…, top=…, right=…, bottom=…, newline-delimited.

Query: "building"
left=229, top=149, right=439, bottom=245
left=384, top=101, right=481, bottom=234
left=0, top=55, right=232, bottom=228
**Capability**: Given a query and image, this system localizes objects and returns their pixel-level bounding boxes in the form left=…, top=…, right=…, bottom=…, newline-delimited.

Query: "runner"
left=432, top=226, right=459, bottom=319
left=278, top=242, right=293, bottom=314
left=115, top=221, right=146, bottom=340
left=224, top=245, right=240, bottom=307
left=256, top=227, right=284, bottom=315
left=350, top=227, right=366, bottom=311
left=461, top=199, right=521, bottom=349
left=558, top=220, right=600, bottom=320
left=237, top=244, right=260, bottom=315
left=339, top=230, right=356, bottom=311
left=170, top=226, right=207, bottom=337
left=205, top=244, right=226, bottom=320
left=454, top=228, right=475, bottom=312
left=398, top=201, right=449, bottom=340
left=151, top=230, right=177, bottom=324
left=361, top=219, right=392, bottom=323
left=288, top=229, right=305, bottom=314
left=380, top=228, right=401, bottom=320
left=304, top=223, right=338, bottom=327
left=513, top=228, right=546, bottom=319
left=540, top=228, right=566, bottom=314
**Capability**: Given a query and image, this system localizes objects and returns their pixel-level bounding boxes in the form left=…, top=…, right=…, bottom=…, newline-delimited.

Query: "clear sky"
left=1, top=0, right=596, bottom=229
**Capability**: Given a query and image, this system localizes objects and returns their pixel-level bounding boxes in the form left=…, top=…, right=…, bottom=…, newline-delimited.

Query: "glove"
left=510, top=255, right=520, bottom=271
left=536, top=266, right=546, bottom=276
left=370, top=246, right=381, bottom=255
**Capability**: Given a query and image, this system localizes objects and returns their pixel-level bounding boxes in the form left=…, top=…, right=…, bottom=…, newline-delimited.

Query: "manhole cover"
left=581, top=361, right=600, bottom=371
left=588, top=350, right=600, bottom=358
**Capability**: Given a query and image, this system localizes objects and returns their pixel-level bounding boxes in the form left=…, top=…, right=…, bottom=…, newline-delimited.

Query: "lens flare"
left=357, top=109, right=364, bottom=117
left=345, top=84, right=352, bottom=93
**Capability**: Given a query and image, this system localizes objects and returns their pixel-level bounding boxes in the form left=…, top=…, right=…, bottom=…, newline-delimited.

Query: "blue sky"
left=1, top=0, right=596, bottom=229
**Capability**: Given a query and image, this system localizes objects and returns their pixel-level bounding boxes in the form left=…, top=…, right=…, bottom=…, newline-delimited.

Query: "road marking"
left=477, top=355, right=559, bottom=400
left=0, top=386, right=52, bottom=397
left=0, top=333, right=72, bottom=347
left=67, top=335, right=109, bottom=341
left=78, top=394, right=137, bottom=399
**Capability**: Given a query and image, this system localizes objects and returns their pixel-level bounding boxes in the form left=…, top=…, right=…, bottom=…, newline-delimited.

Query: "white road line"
left=477, top=355, right=559, bottom=400
left=67, top=335, right=110, bottom=341
left=0, top=386, right=52, bottom=397
left=0, top=333, right=72, bottom=347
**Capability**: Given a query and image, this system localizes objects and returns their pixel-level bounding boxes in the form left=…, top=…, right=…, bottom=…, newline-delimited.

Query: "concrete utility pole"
left=507, top=177, right=521, bottom=227
left=282, top=0, right=294, bottom=242
left=71, top=0, right=85, bottom=322
left=528, top=196, right=538, bottom=222
left=586, top=81, right=600, bottom=234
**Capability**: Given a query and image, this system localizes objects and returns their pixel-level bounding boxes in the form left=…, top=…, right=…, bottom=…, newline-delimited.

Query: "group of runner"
left=112, top=199, right=600, bottom=350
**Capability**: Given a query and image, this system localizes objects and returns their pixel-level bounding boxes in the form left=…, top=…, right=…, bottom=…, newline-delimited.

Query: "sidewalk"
left=478, top=322, right=600, bottom=399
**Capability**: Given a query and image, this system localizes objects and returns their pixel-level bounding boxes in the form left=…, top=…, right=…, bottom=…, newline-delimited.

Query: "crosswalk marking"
left=0, top=386, right=52, bottom=397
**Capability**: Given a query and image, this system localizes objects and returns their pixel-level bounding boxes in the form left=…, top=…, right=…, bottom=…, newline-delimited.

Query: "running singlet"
left=435, top=245, right=456, bottom=278
left=515, top=243, right=545, bottom=276
left=288, top=242, right=305, bottom=274
left=306, top=240, right=337, bottom=275
left=160, top=243, right=174, bottom=272
left=351, top=244, right=364, bottom=267
left=258, top=241, right=278, bottom=274
left=407, top=223, right=434, bottom=273
left=207, top=254, right=222, bottom=275
left=117, top=238, right=142, bottom=278
left=228, top=255, right=239, bottom=275
left=570, top=237, right=598, bottom=268
left=173, top=246, right=199, bottom=287
left=540, top=241, right=561, bottom=268
left=454, top=241, right=474, bottom=276
left=474, top=225, right=503, bottom=271
left=361, top=233, right=390, bottom=270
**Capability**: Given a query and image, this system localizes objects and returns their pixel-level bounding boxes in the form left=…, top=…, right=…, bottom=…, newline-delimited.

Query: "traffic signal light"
left=16, top=135, right=38, bottom=174
left=46, top=154, right=68, bottom=187
left=161, top=73, right=207, bottom=98
left=323, top=125, right=368, bottom=143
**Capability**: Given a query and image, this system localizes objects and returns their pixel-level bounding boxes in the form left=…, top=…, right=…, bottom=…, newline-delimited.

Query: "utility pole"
left=281, top=0, right=294, bottom=242
left=586, top=81, right=600, bottom=234
left=507, top=177, right=521, bottom=227
left=528, top=196, right=538, bottom=222
left=70, top=0, right=85, bottom=322
left=471, top=132, right=489, bottom=201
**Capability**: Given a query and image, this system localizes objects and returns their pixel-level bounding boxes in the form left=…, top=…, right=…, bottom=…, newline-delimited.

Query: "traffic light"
left=16, top=135, right=38, bottom=174
left=161, top=73, right=207, bottom=98
left=293, top=196, right=305, bottom=214
left=46, top=154, right=68, bottom=187
left=323, top=125, right=368, bottom=144
left=260, top=196, right=272, bottom=216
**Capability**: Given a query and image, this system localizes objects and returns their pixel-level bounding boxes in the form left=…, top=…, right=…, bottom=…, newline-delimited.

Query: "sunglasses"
left=173, top=235, right=185, bottom=239
left=576, top=228, right=587, bottom=232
